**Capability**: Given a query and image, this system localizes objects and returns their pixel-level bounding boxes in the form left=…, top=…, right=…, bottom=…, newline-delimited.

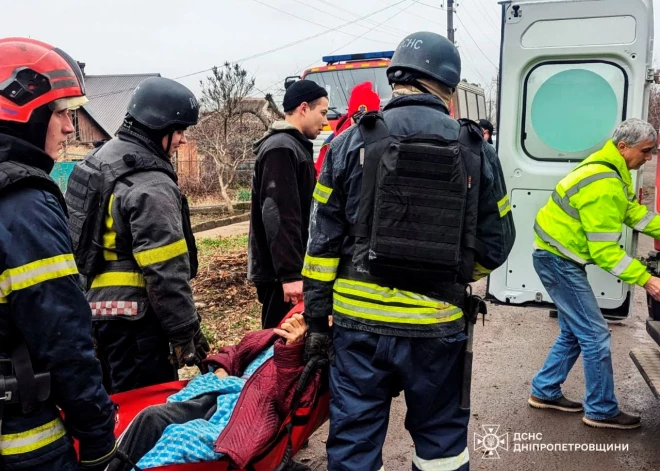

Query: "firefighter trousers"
left=327, top=325, right=470, bottom=471
left=94, top=309, right=177, bottom=394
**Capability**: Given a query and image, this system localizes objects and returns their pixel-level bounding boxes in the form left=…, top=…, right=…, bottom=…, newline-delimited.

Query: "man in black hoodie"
left=249, top=80, right=329, bottom=328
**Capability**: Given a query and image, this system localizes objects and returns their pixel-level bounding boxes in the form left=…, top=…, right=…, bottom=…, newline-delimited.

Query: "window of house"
left=522, top=61, right=628, bottom=161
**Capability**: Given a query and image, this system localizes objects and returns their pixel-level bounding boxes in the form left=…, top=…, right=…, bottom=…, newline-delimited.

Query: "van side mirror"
left=284, top=76, right=301, bottom=90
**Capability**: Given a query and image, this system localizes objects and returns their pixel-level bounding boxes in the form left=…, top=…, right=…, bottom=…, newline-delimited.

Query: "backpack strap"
left=350, top=112, right=392, bottom=239
left=109, top=151, right=178, bottom=184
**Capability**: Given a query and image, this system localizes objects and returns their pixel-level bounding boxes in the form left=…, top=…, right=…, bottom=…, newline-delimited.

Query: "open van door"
left=487, top=0, right=655, bottom=320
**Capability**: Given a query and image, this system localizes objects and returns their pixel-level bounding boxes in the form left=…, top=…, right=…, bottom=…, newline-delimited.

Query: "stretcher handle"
left=273, top=355, right=328, bottom=471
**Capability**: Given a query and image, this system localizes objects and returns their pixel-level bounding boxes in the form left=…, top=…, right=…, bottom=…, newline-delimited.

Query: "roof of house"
left=83, top=73, right=161, bottom=137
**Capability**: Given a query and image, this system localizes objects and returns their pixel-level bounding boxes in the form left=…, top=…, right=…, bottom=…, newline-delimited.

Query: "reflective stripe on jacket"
left=84, top=137, right=198, bottom=335
left=534, top=140, right=660, bottom=287
left=303, top=93, right=515, bottom=337
left=0, top=132, right=115, bottom=469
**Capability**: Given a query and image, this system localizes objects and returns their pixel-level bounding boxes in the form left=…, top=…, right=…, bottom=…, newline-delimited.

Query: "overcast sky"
left=5, top=0, right=660, bottom=103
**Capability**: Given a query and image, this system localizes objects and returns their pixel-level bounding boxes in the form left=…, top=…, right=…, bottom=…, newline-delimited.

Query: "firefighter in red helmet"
left=0, top=38, right=117, bottom=470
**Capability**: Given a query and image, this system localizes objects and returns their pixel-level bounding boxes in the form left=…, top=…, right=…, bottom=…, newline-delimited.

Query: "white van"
left=487, top=0, right=655, bottom=321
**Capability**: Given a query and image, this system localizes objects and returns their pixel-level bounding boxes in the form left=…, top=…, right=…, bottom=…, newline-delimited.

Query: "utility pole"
left=447, top=0, right=455, bottom=43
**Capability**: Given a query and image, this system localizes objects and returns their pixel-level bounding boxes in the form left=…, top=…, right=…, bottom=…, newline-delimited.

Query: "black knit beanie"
left=283, top=80, right=328, bottom=112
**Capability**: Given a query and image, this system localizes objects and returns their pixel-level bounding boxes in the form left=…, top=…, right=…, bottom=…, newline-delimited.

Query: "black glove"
left=79, top=441, right=117, bottom=471
left=303, top=332, right=333, bottom=364
left=193, top=327, right=210, bottom=363
left=170, top=322, right=203, bottom=368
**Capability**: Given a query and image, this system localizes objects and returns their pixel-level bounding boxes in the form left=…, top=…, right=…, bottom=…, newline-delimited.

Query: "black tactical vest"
left=65, top=140, right=198, bottom=279
left=346, top=113, right=483, bottom=306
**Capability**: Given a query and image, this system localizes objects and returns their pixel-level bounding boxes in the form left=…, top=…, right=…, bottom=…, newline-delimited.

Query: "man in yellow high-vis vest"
left=530, top=118, right=660, bottom=430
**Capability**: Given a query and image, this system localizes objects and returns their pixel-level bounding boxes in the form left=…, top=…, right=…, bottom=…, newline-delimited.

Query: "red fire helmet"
left=0, top=37, right=87, bottom=123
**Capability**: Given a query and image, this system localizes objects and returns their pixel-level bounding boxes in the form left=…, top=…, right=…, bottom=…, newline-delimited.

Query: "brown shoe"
left=583, top=411, right=641, bottom=430
left=528, top=394, right=584, bottom=413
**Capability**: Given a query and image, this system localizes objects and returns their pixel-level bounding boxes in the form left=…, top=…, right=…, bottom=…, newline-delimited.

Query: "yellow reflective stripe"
left=313, top=182, right=333, bottom=204
left=103, top=194, right=118, bottom=261
left=333, top=293, right=463, bottom=325
left=0, top=418, right=66, bottom=456
left=0, top=297, right=6, bottom=304
left=134, top=238, right=188, bottom=268
left=0, top=254, right=78, bottom=297
left=610, top=254, right=634, bottom=277
left=334, top=278, right=445, bottom=308
left=498, top=194, right=511, bottom=218
left=91, top=272, right=146, bottom=289
left=634, top=211, right=655, bottom=232
left=413, top=446, right=469, bottom=471
left=472, top=262, right=493, bottom=281
left=302, top=255, right=340, bottom=282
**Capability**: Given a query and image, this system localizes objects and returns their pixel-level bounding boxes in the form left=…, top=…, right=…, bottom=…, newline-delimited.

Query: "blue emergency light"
left=322, top=51, right=395, bottom=64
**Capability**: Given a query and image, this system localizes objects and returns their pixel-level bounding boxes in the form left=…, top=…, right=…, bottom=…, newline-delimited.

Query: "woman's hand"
left=214, top=368, right=228, bottom=379
left=274, top=313, right=307, bottom=345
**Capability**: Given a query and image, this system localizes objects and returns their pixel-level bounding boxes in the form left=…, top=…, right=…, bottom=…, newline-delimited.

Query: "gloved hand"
left=193, top=326, right=210, bottom=363
left=303, top=332, right=334, bottom=364
left=170, top=322, right=205, bottom=368
left=79, top=441, right=117, bottom=471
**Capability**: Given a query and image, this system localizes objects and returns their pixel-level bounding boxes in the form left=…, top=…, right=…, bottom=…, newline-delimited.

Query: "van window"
left=522, top=61, right=627, bottom=161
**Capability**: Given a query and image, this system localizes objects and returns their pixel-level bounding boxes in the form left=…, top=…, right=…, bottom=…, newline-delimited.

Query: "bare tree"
left=190, top=63, right=273, bottom=213
left=485, top=74, right=499, bottom=124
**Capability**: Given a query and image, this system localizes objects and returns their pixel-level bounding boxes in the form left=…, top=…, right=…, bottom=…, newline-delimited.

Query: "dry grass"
left=192, top=236, right=260, bottom=351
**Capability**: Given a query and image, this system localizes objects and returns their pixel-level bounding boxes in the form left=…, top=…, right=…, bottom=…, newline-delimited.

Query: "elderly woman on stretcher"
left=108, top=314, right=321, bottom=471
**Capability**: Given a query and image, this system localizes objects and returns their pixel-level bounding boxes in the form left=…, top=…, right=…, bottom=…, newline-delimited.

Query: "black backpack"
left=65, top=147, right=198, bottom=279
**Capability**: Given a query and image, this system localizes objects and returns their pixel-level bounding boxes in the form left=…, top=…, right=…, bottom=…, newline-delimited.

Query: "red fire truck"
left=285, top=51, right=488, bottom=155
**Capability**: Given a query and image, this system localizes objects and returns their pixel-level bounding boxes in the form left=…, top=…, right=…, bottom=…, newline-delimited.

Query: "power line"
left=173, top=0, right=408, bottom=81
left=250, top=0, right=392, bottom=45
left=466, top=0, right=500, bottom=36
left=246, top=1, right=412, bottom=99
left=456, top=40, right=488, bottom=84
left=454, top=12, right=498, bottom=69
left=380, top=0, right=445, bottom=27
left=297, top=0, right=411, bottom=74
left=411, top=0, right=446, bottom=11
left=332, top=3, right=410, bottom=36
left=290, top=0, right=407, bottom=38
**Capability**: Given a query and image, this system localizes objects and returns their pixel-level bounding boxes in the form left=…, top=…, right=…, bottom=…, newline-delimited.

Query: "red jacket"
left=201, top=329, right=321, bottom=469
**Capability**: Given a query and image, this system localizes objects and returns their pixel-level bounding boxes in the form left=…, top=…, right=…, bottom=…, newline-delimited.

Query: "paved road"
left=195, top=220, right=250, bottom=238
left=296, top=159, right=660, bottom=471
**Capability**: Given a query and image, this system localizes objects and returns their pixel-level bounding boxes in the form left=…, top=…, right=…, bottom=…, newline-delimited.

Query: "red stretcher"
left=108, top=303, right=329, bottom=471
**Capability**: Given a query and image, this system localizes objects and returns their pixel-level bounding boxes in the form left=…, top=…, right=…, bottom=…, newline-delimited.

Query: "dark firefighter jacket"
left=302, top=94, right=515, bottom=338
left=248, top=122, right=316, bottom=284
left=0, top=133, right=115, bottom=469
left=79, top=131, right=199, bottom=337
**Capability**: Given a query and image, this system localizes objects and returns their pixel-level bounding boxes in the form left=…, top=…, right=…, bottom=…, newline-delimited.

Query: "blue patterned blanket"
left=136, top=346, right=275, bottom=469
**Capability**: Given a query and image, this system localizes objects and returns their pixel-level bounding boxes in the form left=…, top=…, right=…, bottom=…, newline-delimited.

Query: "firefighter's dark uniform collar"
left=0, top=133, right=55, bottom=173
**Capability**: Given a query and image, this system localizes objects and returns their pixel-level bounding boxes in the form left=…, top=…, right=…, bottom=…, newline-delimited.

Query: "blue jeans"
left=531, top=250, right=619, bottom=420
